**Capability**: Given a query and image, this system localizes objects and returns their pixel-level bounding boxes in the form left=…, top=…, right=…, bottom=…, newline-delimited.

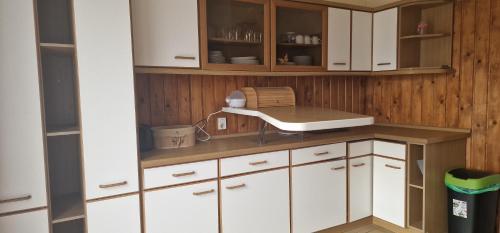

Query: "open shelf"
left=36, top=0, right=74, bottom=44
left=408, top=186, right=424, bottom=231
left=208, top=37, right=262, bottom=45
left=409, top=144, right=424, bottom=187
left=46, top=126, right=80, bottom=137
left=52, top=193, right=85, bottom=224
left=53, top=218, right=85, bottom=233
left=400, top=33, right=450, bottom=40
left=40, top=43, right=75, bottom=53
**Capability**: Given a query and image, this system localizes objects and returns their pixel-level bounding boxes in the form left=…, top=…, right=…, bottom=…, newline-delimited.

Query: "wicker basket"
left=152, top=125, right=196, bottom=149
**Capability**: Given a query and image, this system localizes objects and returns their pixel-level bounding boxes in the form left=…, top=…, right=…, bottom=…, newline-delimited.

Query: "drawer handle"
left=314, top=151, right=330, bottom=156
left=385, top=164, right=401, bottom=170
left=174, top=56, right=196, bottom=60
left=377, top=62, right=391, bottom=66
left=0, top=195, right=32, bottom=204
left=226, top=183, right=246, bottom=190
left=333, top=62, right=347, bottom=65
left=193, top=189, right=215, bottom=196
left=249, top=160, right=268, bottom=166
left=172, top=171, right=196, bottom=177
left=352, top=163, right=366, bottom=167
left=99, top=181, right=127, bottom=189
left=332, top=166, right=346, bottom=171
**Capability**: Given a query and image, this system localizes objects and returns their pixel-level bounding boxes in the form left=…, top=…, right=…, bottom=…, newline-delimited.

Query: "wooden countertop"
left=141, top=125, right=469, bottom=169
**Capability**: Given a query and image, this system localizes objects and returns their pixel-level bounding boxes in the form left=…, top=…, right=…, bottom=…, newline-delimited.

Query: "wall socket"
left=217, top=117, right=227, bottom=130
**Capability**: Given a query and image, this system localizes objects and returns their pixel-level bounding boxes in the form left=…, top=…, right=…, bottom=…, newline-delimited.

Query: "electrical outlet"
left=217, top=117, right=227, bottom=130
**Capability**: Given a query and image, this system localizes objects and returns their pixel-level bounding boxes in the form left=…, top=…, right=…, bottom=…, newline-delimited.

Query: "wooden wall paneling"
left=214, top=76, right=227, bottom=135
left=149, top=76, right=166, bottom=126
left=399, top=76, right=412, bottom=125
left=446, top=0, right=462, bottom=128
left=434, top=74, right=447, bottom=128
left=410, top=75, right=423, bottom=125
left=381, top=77, right=392, bottom=123
left=338, top=77, right=346, bottom=111
left=202, top=76, right=217, bottom=135
left=177, top=76, right=192, bottom=125
left=421, top=76, right=434, bottom=126
left=135, top=75, right=151, bottom=125
left=330, top=77, right=339, bottom=110
left=352, top=77, right=360, bottom=113
left=470, top=0, right=491, bottom=171
left=322, top=77, right=331, bottom=109
left=296, top=78, right=305, bottom=106
left=304, top=77, right=315, bottom=106
left=190, top=75, right=204, bottom=125
left=487, top=0, right=500, bottom=174
left=236, top=76, right=249, bottom=133
left=346, top=77, right=353, bottom=112
left=373, top=78, right=383, bottom=122
left=314, top=77, right=322, bottom=107
left=389, top=77, right=402, bottom=124
left=225, top=77, right=239, bottom=134
left=458, top=0, right=476, bottom=129
left=364, top=78, right=374, bottom=116
left=163, top=77, right=179, bottom=125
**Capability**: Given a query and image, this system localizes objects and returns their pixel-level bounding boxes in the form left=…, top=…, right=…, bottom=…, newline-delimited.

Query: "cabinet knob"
left=352, top=163, right=366, bottom=167
left=193, top=189, right=215, bottom=196
left=0, top=194, right=32, bottom=204
left=331, top=166, right=346, bottom=171
left=172, top=171, right=196, bottom=177
left=249, top=160, right=268, bottom=166
left=314, top=151, right=330, bottom=156
left=226, top=183, right=246, bottom=190
left=385, top=164, right=401, bottom=170
left=99, top=181, right=127, bottom=189
left=174, top=56, right=196, bottom=60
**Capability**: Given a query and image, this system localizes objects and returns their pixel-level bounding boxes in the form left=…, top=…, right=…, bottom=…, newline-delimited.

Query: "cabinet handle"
left=174, top=56, right=196, bottom=60
left=385, top=164, right=401, bottom=170
left=99, top=181, right=127, bottom=189
left=193, top=189, right=215, bottom=196
left=314, top=151, right=330, bottom=156
left=226, top=183, right=246, bottom=190
left=332, top=166, right=346, bottom=170
left=333, top=62, right=347, bottom=65
left=172, top=171, right=196, bottom=177
left=0, top=195, right=32, bottom=204
left=377, top=62, right=391, bottom=66
left=352, top=163, right=366, bottom=167
left=249, top=160, right=268, bottom=166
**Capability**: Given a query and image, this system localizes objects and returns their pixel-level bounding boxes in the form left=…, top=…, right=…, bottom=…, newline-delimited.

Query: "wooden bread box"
left=240, top=87, right=296, bottom=108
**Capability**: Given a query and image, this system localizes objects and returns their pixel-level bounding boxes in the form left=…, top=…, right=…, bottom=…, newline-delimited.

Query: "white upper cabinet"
left=74, top=0, right=139, bottom=200
left=0, top=0, right=47, bottom=214
left=328, top=8, right=351, bottom=71
left=372, top=7, right=398, bottom=71
left=351, top=11, right=373, bottom=71
left=87, top=195, right=141, bottom=233
left=131, top=0, right=200, bottom=67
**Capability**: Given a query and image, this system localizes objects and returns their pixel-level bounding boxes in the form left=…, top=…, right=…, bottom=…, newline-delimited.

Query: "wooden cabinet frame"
left=270, top=0, right=328, bottom=71
left=199, top=0, right=271, bottom=71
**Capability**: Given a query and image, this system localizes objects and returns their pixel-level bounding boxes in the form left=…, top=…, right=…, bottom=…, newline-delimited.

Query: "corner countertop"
left=140, top=125, right=470, bottom=169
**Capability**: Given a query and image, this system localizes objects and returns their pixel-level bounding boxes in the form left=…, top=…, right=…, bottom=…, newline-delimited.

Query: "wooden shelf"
left=400, top=33, right=450, bottom=40
left=277, top=43, right=322, bottom=47
left=409, top=184, right=424, bottom=189
left=208, top=38, right=262, bottom=45
left=47, top=126, right=80, bottom=137
left=40, top=43, right=75, bottom=53
left=52, top=193, right=85, bottom=224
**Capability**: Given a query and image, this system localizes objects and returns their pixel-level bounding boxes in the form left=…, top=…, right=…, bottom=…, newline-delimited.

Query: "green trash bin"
left=445, top=168, right=500, bottom=233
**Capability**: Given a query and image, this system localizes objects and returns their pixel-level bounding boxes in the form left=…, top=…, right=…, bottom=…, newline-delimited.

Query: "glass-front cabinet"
left=200, top=0, right=270, bottom=71
left=271, top=0, right=327, bottom=71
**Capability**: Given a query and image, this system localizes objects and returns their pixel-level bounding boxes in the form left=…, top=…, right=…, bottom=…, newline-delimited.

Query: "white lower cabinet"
left=221, top=168, right=290, bottom=233
left=144, top=181, right=218, bottom=233
left=292, top=160, right=347, bottom=233
left=373, top=156, right=406, bottom=227
left=87, top=194, right=141, bottom=233
left=0, top=209, right=49, bottom=233
left=348, top=156, right=372, bottom=222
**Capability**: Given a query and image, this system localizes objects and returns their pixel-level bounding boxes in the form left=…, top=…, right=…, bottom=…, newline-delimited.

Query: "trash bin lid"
left=445, top=168, right=500, bottom=192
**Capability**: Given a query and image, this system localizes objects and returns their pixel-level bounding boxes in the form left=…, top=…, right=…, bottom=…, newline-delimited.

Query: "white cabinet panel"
left=372, top=8, right=398, bottom=71
left=328, top=8, right=351, bottom=71
left=349, top=156, right=372, bottom=222
left=87, top=195, right=141, bottom=233
left=144, top=160, right=218, bottom=189
left=292, top=160, right=347, bottom=233
left=0, top=210, right=49, bottom=233
left=373, top=140, right=406, bottom=160
left=0, top=0, right=47, bottom=214
left=131, top=0, right=199, bottom=67
left=373, top=156, right=406, bottom=227
left=220, top=150, right=289, bottom=176
left=351, top=11, right=373, bottom=71
left=74, top=0, right=139, bottom=199
left=221, top=169, right=290, bottom=233
left=144, top=181, right=218, bottom=233
left=348, top=140, right=373, bottom=157
left=291, top=143, right=346, bottom=165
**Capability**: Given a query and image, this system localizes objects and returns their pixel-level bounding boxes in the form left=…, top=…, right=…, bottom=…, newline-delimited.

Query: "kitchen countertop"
left=141, top=125, right=470, bottom=169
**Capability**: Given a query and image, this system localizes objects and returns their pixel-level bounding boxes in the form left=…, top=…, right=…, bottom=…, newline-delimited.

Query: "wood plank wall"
left=365, top=0, right=500, bottom=173
left=135, top=74, right=366, bottom=136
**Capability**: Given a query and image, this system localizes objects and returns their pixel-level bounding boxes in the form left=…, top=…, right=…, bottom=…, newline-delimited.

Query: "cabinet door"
left=372, top=7, right=397, bottom=71
left=292, top=160, right=347, bottom=233
left=351, top=11, right=372, bottom=71
left=349, top=156, right=372, bottom=222
left=87, top=195, right=141, bottom=233
left=328, top=8, right=351, bottom=71
left=0, top=210, right=49, bottom=233
left=373, top=156, right=406, bottom=227
left=144, top=181, right=218, bottom=233
left=221, top=169, right=290, bottom=233
left=131, top=0, right=199, bottom=67
left=73, top=0, right=139, bottom=200
left=0, top=0, right=47, bottom=214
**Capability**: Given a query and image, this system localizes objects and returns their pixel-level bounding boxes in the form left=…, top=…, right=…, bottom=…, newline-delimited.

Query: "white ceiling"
left=321, top=0, right=401, bottom=8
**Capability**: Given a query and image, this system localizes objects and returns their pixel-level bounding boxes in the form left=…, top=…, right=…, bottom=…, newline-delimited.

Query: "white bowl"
left=227, top=99, right=246, bottom=108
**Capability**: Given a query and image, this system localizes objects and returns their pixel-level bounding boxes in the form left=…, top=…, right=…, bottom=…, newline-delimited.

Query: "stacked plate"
left=209, top=50, right=226, bottom=64
left=293, top=55, right=312, bottom=65
left=230, top=56, right=259, bottom=65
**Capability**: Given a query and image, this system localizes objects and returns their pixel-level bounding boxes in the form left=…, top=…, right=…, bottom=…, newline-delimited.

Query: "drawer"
left=348, top=140, right=373, bottom=157
left=373, top=140, right=406, bottom=160
left=144, top=160, right=217, bottom=189
left=220, top=151, right=289, bottom=177
left=291, top=143, right=346, bottom=165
